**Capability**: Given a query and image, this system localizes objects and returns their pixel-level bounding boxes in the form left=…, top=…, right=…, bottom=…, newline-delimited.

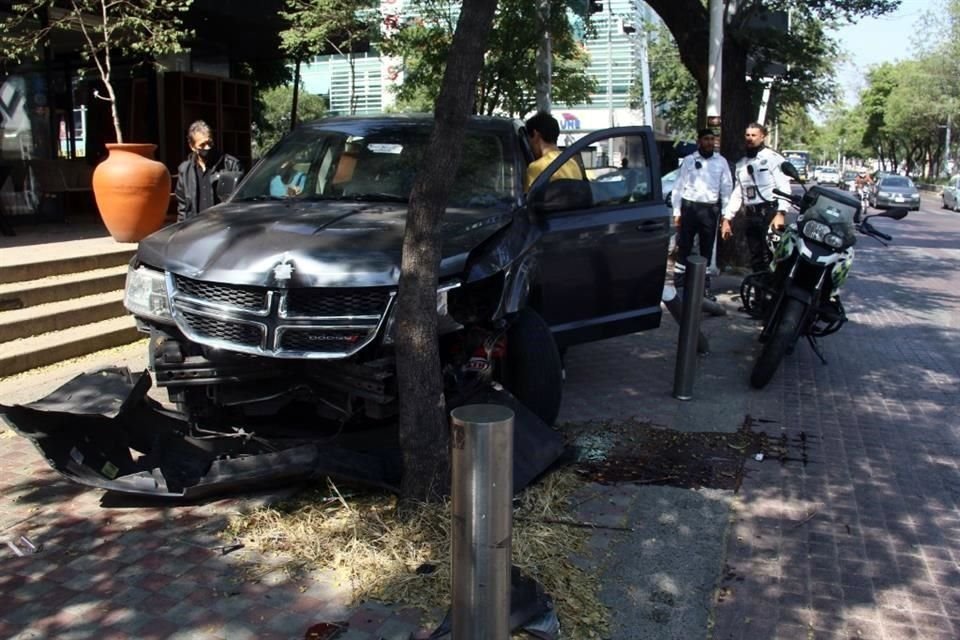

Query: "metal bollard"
left=449, top=404, right=514, bottom=640
left=673, top=255, right=707, bottom=400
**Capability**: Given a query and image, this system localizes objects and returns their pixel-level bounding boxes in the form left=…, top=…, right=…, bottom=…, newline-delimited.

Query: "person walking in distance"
left=721, top=122, right=792, bottom=274
left=671, top=128, right=733, bottom=296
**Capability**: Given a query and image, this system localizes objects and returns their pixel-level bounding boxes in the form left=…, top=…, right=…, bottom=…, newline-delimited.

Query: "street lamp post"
left=606, top=0, right=614, bottom=164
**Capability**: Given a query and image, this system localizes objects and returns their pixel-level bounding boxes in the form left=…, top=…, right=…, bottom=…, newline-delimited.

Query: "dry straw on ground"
left=225, top=470, right=610, bottom=638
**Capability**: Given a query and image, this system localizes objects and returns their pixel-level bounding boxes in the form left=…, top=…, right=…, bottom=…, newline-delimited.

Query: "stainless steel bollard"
left=449, top=404, right=514, bottom=640
left=673, top=255, right=707, bottom=400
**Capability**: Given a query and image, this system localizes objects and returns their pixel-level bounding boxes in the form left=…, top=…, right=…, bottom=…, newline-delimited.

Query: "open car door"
left=525, top=126, right=671, bottom=348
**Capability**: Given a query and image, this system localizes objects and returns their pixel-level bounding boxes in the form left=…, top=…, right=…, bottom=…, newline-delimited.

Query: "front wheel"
left=750, top=298, right=805, bottom=389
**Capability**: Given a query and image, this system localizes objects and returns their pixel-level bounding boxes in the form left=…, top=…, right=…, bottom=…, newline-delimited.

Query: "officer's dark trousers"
left=675, top=199, right=718, bottom=289
left=744, top=204, right=777, bottom=273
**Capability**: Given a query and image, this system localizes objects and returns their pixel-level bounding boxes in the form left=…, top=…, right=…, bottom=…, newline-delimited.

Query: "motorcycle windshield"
left=802, top=189, right=858, bottom=247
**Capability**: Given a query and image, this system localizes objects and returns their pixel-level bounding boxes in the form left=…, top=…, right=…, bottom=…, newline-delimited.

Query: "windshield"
left=802, top=188, right=858, bottom=246
left=880, top=177, right=913, bottom=189
left=233, top=125, right=516, bottom=208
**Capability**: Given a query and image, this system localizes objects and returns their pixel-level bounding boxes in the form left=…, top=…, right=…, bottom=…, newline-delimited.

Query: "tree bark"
left=395, top=0, right=499, bottom=506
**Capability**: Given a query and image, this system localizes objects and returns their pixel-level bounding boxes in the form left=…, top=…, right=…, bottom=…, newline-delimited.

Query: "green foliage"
left=279, top=0, right=379, bottom=60
left=0, top=0, right=193, bottom=142
left=381, top=0, right=596, bottom=116
left=0, top=0, right=193, bottom=65
left=253, top=85, right=328, bottom=157
left=644, top=22, right=698, bottom=141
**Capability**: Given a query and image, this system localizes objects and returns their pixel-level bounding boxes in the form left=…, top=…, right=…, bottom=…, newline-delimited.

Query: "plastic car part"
left=1, top=367, right=565, bottom=499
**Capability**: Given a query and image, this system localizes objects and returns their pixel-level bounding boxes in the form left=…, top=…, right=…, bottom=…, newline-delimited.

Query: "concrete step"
left=0, top=245, right=135, bottom=285
left=0, top=290, right=128, bottom=342
left=0, top=265, right=128, bottom=311
left=0, top=315, right=142, bottom=377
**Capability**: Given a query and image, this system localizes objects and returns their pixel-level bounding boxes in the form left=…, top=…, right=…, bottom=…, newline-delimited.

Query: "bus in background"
left=781, top=149, right=810, bottom=181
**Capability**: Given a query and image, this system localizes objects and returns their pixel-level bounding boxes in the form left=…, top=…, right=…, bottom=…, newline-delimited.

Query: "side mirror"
left=780, top=161, right=801, bottom=181
left=880, top=206, right=909, bottom=220
left=216, top=171, right=243, bottom=201
left=529, top=179, right=593, bottom=214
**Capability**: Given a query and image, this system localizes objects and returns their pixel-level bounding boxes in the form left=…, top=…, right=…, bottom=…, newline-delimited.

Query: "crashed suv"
left=0, top=115, right=674, bottom=496
left=127, top=115, right=670, bottom=429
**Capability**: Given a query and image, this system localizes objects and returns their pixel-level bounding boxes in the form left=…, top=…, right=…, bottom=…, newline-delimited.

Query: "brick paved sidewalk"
left=710, top=210, right=960, bottom=640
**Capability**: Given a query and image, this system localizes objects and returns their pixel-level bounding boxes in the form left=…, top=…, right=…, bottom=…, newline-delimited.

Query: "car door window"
left=529, top=134, right=654, bottom=214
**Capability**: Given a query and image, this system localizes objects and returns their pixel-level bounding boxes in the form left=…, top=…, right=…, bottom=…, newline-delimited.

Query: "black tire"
left=503, top=308, right=563, bottom=425
left=750, top=298, right=805, bottom=389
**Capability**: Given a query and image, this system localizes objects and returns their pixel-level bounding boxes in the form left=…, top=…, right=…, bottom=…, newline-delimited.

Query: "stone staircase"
left=0, top=238, right=142, bottom=377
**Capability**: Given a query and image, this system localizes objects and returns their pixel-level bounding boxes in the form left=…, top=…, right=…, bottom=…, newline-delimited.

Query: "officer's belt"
left=744, top=202, right=777, bottom=215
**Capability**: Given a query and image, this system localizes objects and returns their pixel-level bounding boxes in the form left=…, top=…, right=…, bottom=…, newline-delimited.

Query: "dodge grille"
left=168, top=274, right=393, bottom=359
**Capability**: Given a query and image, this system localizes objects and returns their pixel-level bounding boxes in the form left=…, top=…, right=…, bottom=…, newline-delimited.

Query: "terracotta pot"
left=92, top=143, right=171, bottom=243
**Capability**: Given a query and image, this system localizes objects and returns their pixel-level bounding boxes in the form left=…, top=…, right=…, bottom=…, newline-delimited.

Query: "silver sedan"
left=870, top=176, right=921, bottom=211
left=942, top=175, right=960, bottom=211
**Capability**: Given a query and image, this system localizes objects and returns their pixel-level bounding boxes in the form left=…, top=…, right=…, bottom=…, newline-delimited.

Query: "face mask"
left=196, top=147, right=211, bottom=159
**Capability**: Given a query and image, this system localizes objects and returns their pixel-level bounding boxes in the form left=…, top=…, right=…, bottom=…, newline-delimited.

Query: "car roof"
left=299, top=113, right=521, bottom=136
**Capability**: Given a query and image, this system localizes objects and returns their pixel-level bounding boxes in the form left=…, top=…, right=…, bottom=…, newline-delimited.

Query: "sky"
left=828, top=0, right=933, bottom=106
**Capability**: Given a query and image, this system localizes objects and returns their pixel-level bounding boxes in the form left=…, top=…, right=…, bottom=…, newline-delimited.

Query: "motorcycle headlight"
left=124, top=265, right=172, bottom=322
left=802, top=220, right=831, bottom=243
left=823, top=233, right=844, bottom=249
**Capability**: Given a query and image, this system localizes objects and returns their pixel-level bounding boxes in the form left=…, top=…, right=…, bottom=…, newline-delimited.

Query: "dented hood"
left=137, top=201, right=513, bottom=287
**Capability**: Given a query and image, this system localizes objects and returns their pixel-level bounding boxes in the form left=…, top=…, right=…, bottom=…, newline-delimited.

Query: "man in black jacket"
left=175, top=120, right=243, bottom=222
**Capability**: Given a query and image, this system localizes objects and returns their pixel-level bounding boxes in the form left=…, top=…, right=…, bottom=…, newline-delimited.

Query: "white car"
left=817, top=166, right=841, bottom=186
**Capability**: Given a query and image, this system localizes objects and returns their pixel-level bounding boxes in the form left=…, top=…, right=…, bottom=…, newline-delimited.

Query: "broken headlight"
left=124, top=265, right=173, bottom=323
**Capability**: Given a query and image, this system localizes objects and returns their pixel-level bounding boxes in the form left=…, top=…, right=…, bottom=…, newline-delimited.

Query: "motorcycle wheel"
left=750, top=298, right=805, bottom=389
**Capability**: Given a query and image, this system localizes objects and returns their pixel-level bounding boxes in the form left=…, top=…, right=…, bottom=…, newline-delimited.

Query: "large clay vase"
left=92, top=143, right=171, bottom=243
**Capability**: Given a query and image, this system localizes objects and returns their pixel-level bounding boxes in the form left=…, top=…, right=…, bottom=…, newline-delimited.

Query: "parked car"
left=942, top=175, right=960, bottom=211
left=660, top=167, right=680, bottom=205
left=840, top=170, right=859, bottom=191
left=124, top=115, right=671, bottom=433
left=869, top=175, right=921, bottom=211
left=817, top=166, right=841, bottom=186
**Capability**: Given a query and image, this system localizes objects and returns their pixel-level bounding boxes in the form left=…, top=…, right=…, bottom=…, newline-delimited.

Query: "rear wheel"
left=751, top=298, right=805, bottom=389
left=502, top=308, right=563, bottom=425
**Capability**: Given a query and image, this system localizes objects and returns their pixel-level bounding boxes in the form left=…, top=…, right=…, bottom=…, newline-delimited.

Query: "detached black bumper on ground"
left=1, top=367, right=564, bottom=499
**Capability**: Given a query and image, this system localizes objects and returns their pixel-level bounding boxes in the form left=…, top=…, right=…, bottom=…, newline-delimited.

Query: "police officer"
left=671, top=128, right=732, bottom=294
left=721, top=122, right=792, bottom=273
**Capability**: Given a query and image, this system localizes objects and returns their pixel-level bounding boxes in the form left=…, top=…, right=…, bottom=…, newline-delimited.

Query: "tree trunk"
left=395, top=0, right=499, bottom=506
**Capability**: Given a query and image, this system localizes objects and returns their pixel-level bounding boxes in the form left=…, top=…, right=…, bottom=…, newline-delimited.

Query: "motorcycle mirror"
left=880, top=207, right=909, bottom=220
left=780, top=161, right=801, bottom=181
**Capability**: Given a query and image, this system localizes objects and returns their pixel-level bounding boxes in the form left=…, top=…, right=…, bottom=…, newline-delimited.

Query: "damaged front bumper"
left=1, top=367, right=564, bottom=499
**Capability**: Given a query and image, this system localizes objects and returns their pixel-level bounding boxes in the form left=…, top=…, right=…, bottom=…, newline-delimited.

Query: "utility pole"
left=639, top=6, right=653, bottom=127
left=706, top=0, right=724, bottom=135
left=535, top=0, right=551, bottom=112
left=945, top=113, right=952, bottom=177
left=606, top=0, right=614, bottom=163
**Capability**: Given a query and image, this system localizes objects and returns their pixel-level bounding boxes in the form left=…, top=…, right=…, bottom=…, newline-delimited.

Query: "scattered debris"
left=4, top=535, right=39, bottom=557
left=304, top=621, right=347, bottom=640
left=566, top=416, right=782, bottom=491
left=213, top=540, right=245, bottom=556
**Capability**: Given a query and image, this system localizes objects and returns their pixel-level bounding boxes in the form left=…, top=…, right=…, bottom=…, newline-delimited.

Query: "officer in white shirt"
left=671, top=128, right=732, bottom=294
left=721, top=122, right=792, bottom=273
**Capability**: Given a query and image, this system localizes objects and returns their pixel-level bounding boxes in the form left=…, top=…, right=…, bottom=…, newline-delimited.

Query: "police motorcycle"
left=740, top=161, right=908, bottom=389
